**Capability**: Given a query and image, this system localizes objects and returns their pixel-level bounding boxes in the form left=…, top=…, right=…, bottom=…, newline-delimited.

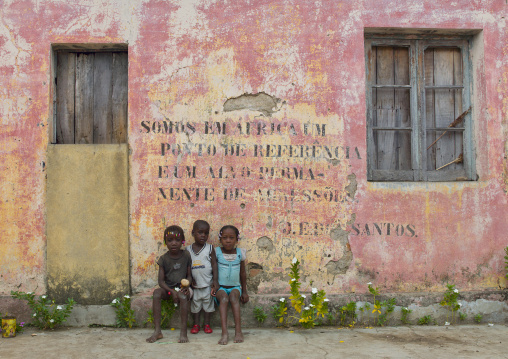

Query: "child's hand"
left=169, top=288, right=180, bottom=304
left=211, top=282, right=219, bottom=297
left=240, top=292, right=249, bottom=304
left=180, top=287, right=190, bottom=297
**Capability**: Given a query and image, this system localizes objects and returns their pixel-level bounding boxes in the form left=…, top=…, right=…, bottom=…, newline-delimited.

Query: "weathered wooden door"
left=47, top=50, right=129, bottom=305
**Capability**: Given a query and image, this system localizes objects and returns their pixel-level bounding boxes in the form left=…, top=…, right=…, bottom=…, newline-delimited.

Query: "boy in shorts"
left=187, top=220, right=219, bottom=334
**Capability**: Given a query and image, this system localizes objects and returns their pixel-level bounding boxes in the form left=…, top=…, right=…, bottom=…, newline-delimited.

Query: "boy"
left=187, top=220, right=219, bottom=334
left=146, top=225, right=192, bottom=343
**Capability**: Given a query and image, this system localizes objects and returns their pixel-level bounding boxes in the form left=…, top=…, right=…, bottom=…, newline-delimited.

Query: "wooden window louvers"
left=365, top=36, right=475, bottom=181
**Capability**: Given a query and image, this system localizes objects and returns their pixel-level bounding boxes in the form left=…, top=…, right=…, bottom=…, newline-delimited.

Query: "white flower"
left=291, top=278, right=296, bottom=282
left=453, top=289, right=459, bottom=293
left=304, top=306, right=310, bottom=310
left=33, top=313, right=36, bottom=317
left=301, top=294, right=306, bottom=298
left=27, top=292, right=32, bottom=294
left=175, top=287, right=180, bottom=292
left=323, top=298, right=329, bottom=302
left=280, top=298, right=285, bottom=302
left=50, top=319, right=54, bottom=323
left=112, top=299, right=118, bottom=304
left=488, top=323, right=494, bottom=327
left=309, top=304, right=315, bottom=307
left=311, top=288, right=318, bottom=294
left=57, top=305, right=63, bottom=310
left=458, top=303, right=462, bottom=307
left=444, top=322, right=450, bottom=326
left=174, top=303, right=178, bottom=307
left=42, top=295, right=47, bottom=299
left=292, top=257, right=297, bottom=264
left=124, top=295, right=130, bottom=299
left=367, top=282, right=372, bottom=286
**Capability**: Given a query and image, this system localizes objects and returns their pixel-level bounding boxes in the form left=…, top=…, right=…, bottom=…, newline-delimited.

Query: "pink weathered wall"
left=1, top=0, right=507, bottom=298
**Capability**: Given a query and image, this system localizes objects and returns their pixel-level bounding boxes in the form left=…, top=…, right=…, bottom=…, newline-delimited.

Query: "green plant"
left=145, top=296, right=177, bottom=328
left=474, top=314, right=482, bottom=323
left=401, top=307, right=412, bottom=325
left=459, top=312, right=467, bottom=321
left=440, top=284, right=460, bottom=324
left=417, top=315, right=433, bottom=325
left=367, top=282, right=381, bottom=325
left=253, top=306, right=267, bottom=325
left=338, top=301, right=357, bottom=327
left=11, top=291, right=75, bottom=330
left=377, top=298, right=396, bottom=326
left=111, top=295, right=136, bottom=328
left=326, top=312, right=335, bottom=325
left=366, top=283, right=395, bottom=326
left=288, top=258, right=329, bottom=328
left=271, top=298, right=289, bottom=326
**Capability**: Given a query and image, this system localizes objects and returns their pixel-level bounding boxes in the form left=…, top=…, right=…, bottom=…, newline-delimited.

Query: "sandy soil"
left=1, top=325, right=506, bottom=358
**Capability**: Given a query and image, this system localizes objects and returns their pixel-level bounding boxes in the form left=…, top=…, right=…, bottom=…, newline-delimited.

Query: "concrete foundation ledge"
left=1, top=291, right=507, bottom=328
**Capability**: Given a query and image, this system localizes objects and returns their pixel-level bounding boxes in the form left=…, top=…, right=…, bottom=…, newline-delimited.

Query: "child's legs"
left=152, top=288, right=171, bottom=332
left=200, top=287, right=215, bottom=325
left=228, top=289, right=242, bottom=333
left=216, top=289, right=229, bottom=333
left=190, top=294, right=202, bottom=326
left=177, top=291, right=190, bottom=343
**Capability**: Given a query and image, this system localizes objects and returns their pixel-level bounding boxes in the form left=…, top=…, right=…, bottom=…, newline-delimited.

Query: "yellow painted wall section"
left=46, top=145, right=129, bottom=304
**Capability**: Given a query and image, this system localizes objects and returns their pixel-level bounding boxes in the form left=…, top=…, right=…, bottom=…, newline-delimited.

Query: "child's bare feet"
left=178, top=331, right=189, bottom=343
left=218, top=332, right=228, bottom=345
left=234, top=331, right=244, bottom=343
left=146, top=331, right=163, bottom=343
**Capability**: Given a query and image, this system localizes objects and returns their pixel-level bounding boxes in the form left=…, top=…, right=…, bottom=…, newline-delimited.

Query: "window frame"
left=365, top=35, right=475, bottom=182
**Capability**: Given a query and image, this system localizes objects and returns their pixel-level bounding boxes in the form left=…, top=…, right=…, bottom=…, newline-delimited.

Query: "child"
left=146, top=225, right=192, bottom=344
left=214, top=225, right=249, bottom=345
left=187, top=220, right=219, bottom=334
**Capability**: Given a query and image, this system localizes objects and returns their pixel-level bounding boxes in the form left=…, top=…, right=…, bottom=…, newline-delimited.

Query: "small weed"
left=287, top=258, right=329, bottom=329
left=326, top=312, right=335, bottom=325
left=253, top=306, right=267, bottom=326
left=272, top=298, right=288, bottom=326
left=417, top=315, right=434, bottom=325
left=459, top=312, right=467, bottom=321
left=401, top=307, right=412, bottom=325
left=111, top=295, right=136, bottom=328
left=474, top=314, right=482, bottom=323
left=440, top=284, right=461, bottom=324
left=338, top=301, right=357, bottom=327
left=11, top=291, right=75, bottom=330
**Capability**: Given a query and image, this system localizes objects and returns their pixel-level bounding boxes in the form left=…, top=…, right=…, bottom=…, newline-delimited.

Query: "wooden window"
left=365, top=36, right=475, bottom=181
left=55, top=51, right=128, bottom=144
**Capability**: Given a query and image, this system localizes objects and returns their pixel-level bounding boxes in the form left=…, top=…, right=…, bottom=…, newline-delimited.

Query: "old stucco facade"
left=1, top=0, right=507, bottom=320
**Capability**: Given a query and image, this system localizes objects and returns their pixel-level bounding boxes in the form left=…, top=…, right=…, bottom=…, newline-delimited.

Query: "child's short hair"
left=192, top=219, right=210, bottom=231
left=219, top=225, right=240, bottom=240
left=164, top=225, right=185, bottom=244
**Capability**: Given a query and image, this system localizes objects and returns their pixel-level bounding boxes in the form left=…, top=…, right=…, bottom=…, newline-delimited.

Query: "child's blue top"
left=215, top=247, right=243, bottom=287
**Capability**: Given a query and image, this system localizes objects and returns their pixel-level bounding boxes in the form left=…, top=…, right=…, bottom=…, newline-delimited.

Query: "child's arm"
left=180, top=260, right=192, bottom=297
left=210, top=247, right=219, bottom=296
left=239, top=260, right=249, bottom=304
left=158, top=265, right=179, bottom=302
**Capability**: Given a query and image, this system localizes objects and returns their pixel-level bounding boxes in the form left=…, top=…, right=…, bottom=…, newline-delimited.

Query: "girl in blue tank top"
left=214, top=225, right=249, bottom=345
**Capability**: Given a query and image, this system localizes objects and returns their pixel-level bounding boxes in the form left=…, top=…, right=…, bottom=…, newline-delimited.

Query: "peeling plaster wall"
left=1, top=0, right=508, bottom=300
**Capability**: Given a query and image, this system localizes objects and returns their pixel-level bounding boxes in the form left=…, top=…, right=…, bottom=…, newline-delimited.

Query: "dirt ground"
left=1, top=325, right=506, bottom=358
